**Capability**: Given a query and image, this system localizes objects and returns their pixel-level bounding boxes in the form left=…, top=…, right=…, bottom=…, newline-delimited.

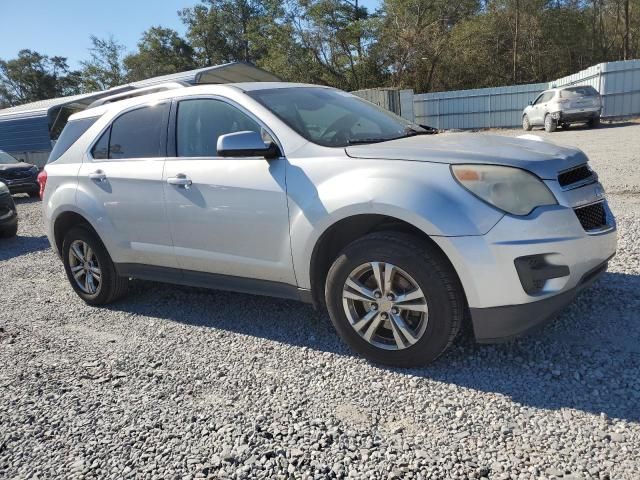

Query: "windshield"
left=247, top=87, right=426, bottom=147
left=0, top=150, right=20, bottom=164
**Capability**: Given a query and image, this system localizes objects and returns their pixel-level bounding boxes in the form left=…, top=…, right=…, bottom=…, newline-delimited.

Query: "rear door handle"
left=167, top=174, right=192, bottom=188
left=88, top=170, right=107, bottom=182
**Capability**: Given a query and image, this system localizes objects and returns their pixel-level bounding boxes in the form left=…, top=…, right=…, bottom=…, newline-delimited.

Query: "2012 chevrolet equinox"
left=40, top=83, right=616, bottom=367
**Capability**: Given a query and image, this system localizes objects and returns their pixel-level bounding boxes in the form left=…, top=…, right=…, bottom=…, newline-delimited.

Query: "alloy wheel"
left=341, top=262, right=429, bottom=350
left=68, top=240, right=102, bottom=295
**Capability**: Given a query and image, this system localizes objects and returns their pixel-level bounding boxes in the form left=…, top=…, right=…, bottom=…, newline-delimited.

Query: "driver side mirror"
left=528, top=100, right=533, bottom=105
left=217, top=131, right=280, bottom=159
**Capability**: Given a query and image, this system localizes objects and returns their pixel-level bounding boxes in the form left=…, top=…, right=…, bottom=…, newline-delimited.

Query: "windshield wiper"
left=346, top=138, right=391, bottom=145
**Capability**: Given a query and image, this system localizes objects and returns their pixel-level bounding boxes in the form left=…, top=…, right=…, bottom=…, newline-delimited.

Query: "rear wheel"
left=62, top=226, right=128, bottom=305
left=28, top=189, right=40, bottom=199
left=588, top=116, right=600, bottom=128
left=522, top=114, right=532, bottom=131
left=325, top=232, right=465, bottom=367
left=544, top=114, right=557, bottom=133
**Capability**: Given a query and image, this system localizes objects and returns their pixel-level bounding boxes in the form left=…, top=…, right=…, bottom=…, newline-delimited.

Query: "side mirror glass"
left=217, top=131, right=280, bottom=159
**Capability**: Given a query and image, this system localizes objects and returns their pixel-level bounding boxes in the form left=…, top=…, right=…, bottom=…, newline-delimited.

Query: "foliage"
left=1, top=0, right=640, bottom=107
left=0, top=50, right=81, bottom=107
left=79, top=36, right=127, bottom=91
left=124, top=27, right=197, bottom=81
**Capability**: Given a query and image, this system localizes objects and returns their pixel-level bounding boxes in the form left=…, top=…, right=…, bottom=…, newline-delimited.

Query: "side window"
left=532, top=94, right=544, bottom=105
left=176, top=99, right=261, bottom=157
left=91, top=128, right=110, bottom=160
left=108, top=103, right=168, bottom=159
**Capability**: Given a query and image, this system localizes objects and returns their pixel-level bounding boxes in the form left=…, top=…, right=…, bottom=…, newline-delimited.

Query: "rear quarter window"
left=48, top=117, right=99, bottom=164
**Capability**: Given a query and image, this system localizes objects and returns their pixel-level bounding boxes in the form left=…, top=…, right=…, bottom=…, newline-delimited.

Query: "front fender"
left=286, top=157, right=503, bottom=288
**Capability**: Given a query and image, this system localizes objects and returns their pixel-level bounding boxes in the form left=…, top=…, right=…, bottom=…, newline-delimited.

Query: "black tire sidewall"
left=62, top=227, right=118, bottom=305
left=325, top=234, right=461, bottom=367
left=544, top=114, right=556, bottom=132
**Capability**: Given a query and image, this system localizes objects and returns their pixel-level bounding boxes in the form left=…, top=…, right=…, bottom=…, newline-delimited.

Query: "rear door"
left=76, top=102, right=177, bottom=268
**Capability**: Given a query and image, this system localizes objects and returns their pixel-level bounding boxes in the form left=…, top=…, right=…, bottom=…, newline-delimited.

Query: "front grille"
left=574, top=201, right=607, bottom=231
left=558, top=164, right=593, bottom=187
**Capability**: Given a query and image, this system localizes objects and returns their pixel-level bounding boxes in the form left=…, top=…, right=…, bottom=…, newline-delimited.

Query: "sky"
left=0, top=0, right=382, bottom=69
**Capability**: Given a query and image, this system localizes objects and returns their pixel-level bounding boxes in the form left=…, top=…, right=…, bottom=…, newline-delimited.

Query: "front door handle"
left=88, top=170, right=107, bottom=182
left=167, top=174, right=192, bottom=188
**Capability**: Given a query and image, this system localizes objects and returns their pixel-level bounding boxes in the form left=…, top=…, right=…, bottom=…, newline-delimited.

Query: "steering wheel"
left=319, top=114, right=359, bottom=144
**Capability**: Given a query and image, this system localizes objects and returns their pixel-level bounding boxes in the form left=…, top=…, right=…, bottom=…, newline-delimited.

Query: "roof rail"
left=87, top=82, right=189, bottom=109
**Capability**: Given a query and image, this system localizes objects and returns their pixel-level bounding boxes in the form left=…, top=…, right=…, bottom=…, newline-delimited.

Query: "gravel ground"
left=1, top=123, right=639, bottom=480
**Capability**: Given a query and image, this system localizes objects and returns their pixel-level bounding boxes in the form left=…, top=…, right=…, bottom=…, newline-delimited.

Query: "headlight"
left=0, top=182, right=9, bottom=194
left=451, top=164, right=557, bottom=216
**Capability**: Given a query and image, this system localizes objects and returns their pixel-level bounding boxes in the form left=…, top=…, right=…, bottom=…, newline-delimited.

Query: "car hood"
left=0, top=162, right=35, bottom=172
left=345, top=133, right=588, bottom=180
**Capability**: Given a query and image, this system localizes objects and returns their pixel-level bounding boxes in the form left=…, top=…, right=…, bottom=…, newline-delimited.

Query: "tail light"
left=37, top=169, right=48, bottom=200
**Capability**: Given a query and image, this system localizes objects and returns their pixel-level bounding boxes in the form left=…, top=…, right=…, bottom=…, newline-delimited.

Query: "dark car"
left=0, top=150, right=40, bottom=197
left=0, top=181, right=18, bottom=238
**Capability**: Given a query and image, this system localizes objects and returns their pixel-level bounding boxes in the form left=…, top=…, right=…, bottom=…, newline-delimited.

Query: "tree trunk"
left=623, top=0, right=630, bottom=60
left=513, top=0, right=519, bottom=84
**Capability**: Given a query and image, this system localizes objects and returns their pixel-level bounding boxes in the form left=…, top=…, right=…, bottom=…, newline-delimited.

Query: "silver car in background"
left=40, top=83, right=616, bottom=367
left=522, top=85, right=602, bottom=132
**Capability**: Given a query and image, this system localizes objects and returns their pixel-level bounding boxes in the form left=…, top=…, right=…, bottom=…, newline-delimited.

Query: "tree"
left=0, top=50, right=81, bottom=107
left=180, top=0, right=285, bottom=66
left=79, top=35, right=126, bottom=91
left=124, top=27, right=196, bottom=81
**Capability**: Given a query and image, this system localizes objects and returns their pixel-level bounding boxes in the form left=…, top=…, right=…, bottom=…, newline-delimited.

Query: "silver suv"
left=522, top=85, right=602, bottom=132
left=41, top=83, right=616, bottom=366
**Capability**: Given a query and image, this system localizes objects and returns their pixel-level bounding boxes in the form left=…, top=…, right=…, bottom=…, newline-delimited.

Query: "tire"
left=325, top=232, right=465, bottom=367
left=62, top=226, right=128, bottom=305
left=560, top=122, right=571, bottom=129
left=0, top=223, right=18, bottom=238
left=588, top=116, right=600, bottom=128
left=28, top=189, right=40, bottom=199
left=522, top=114, right=532, bottom=131
left=544, top=114, right=557, bottom=133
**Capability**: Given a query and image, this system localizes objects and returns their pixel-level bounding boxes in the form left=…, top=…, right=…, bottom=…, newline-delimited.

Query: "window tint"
left=92, top=128, right=110, bottom=160
left=176, top=99, right=261, bottom=157
left=561, top=86, right=599, bottom=98
left=109, top=103, right=168, bottom=159
left=48, top=117, right=98, bottom=164
left=249, top=87, right=422, bottom=147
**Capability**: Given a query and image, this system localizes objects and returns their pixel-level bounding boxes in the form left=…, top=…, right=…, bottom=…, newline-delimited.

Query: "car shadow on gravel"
left=11, top=195, right=41, bottom=205
left=0, top=235, right=49, bottom=261
left=106, top=272, right=639, bottom=422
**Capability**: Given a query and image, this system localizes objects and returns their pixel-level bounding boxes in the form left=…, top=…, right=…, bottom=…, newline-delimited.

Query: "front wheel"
left=325, top=232, right=465, bottom=367
left=62, top=226, right=128, bottom=305
left=522, top=114, right=532, bottom=131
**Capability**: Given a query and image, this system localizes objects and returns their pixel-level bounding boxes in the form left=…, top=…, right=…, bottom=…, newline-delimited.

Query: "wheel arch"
left=53, top=210, right=101, bottom=256
left=308, top=213, right=466, bottom=309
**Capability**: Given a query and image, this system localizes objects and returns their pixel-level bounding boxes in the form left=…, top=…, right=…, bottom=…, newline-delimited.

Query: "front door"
left=76, top=102, right=177, bottom=268
left=162, top=97, right=295, bottom=285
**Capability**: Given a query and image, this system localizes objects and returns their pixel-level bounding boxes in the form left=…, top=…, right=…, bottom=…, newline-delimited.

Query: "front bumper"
left=470, top=256, right=610, bottom=342
left=432, top=189, right=617, bottom=342
left=3, top=179, right=38, bottom=194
